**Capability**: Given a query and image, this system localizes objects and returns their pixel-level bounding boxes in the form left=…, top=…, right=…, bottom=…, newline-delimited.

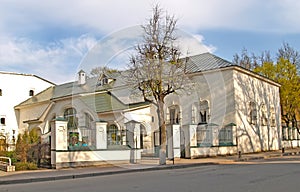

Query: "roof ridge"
left=0, top=71, right=55, bottom=85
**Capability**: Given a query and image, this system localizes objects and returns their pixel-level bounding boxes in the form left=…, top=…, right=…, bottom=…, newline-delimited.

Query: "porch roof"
left=80, top=92, right=149, bottom=113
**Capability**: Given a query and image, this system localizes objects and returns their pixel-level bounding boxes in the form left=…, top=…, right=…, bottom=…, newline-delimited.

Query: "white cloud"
left=2, top=0, right=300, bottom=34
left=1, top=0, right=300, bottom=83
left=0, top=35, right=98, bottom=84
left=178, top=33, right=217, bottom=56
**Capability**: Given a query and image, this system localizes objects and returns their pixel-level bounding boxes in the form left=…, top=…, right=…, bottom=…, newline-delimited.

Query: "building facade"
left=0, top=71, right=54, bottom=151
left=14, top=53, right=282, bottom=168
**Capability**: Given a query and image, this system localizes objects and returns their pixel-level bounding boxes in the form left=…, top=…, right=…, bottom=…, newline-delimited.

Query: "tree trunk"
left=157, top=100, right=167, bottom=165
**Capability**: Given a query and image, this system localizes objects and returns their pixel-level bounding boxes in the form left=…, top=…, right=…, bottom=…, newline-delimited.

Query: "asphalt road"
left=1, top=158, right=300, bottom=192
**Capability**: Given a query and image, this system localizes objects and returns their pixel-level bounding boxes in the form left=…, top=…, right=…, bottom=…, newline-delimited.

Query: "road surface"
left=1, top=157, right=300, bottom=192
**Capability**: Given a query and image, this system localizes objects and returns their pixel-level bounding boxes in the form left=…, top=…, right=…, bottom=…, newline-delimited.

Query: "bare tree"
left=233, top=49, right=273, bottom=70
left=90, top=66, right=119, bottom=77
left=233, top=48, right=254, bottom=70
left=277, top=42, right=300, bottom=69
left=126, top=4, right=188, bottom=165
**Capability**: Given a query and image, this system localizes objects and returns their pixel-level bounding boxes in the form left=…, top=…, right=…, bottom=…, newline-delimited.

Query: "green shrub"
left=15, top=162, right=27, bottom=171
left=15, top=162, right=38, bottom=171
left=5, top=151, right=18, bottom=164
left=27, top=162, right=38, bottom=170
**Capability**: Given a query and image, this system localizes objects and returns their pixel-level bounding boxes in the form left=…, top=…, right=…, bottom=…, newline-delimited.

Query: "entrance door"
left=140, top=125, right=150, bottom=150
left=180, top=130, right=186, bottom=158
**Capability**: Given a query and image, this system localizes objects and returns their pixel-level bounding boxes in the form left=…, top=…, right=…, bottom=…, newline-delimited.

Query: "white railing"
left=0, top=156, right=15, bottom=172
left=0, top=156, right=11, bottom=166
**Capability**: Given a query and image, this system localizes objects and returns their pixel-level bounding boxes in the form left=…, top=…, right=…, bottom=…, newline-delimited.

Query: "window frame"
left=29, top=90, right=34, bottom=96
left=199, top=100, right=209, bottom=124
left=64, top=108, right=78, bottom=130
left=270, top=106, right=276, bottom=127
left=249, top=101, right=257, bottom=125
left=107, top=124, right=122, bottom=146
left=0, top=117, right=5, bottom=125
left=261, top=104, right=268, bottom=126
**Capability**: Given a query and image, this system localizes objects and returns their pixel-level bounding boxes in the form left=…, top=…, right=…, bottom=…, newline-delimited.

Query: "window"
left=84, top=113, right=93, bottom=129
left=102, top=77, right=108, bottom=85
left=0, top=118, right=5, bottom=125
left=64, top=108, right=78, bottom=129
left=170, top=108, right=180, bottom=124
left=219, top=126, right=233, bottom=146
left=282, top=126, right=288, bottom=140
left=196, top=125, right=212, bottom=146
left=80, top=113, right=94, bottom=147
left=270, top=106, right=276, bottom=127
left=168, top=105, right=180, bottom=125
left=249, top=102, right=257, bottom=125
left=29, top=90, right=34, bottom=96
left=199, top=100, right=209, bottom=124
left=261, top=104, right=267, bottom=126
left=0, top=89, right=2, bottom=96
left=107, top=124, right=121, bottom=145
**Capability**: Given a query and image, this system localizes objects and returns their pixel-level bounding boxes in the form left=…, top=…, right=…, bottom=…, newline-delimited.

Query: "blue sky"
left=1, top=0, right=300, bottom=84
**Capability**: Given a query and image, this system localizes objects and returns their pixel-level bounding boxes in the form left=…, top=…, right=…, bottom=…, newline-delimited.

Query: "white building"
left=14, top=53, right=282, bottom=168
left=0, top=71, right=54, bottom=151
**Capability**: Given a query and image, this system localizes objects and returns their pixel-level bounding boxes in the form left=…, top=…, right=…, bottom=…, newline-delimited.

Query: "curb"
left=282, top=151, right=300, bottom=156
left=235, top=156, right=265, bottom=162
left=0, top=162, right=217, bottom=185
left=235, top=151, right=300, bottom=162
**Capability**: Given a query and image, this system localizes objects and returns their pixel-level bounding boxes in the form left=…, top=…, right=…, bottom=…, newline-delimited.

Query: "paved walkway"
left=1, top=148, right=300, bottom=185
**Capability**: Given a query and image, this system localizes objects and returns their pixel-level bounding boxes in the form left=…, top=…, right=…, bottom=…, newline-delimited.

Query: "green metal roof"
left=80, top=92, right=126, bottom=113
left=185, top=52, right=235, bottom=73
left=80, top=92, right=149, bottom=113
left=15, top=53, right=237, bottom=110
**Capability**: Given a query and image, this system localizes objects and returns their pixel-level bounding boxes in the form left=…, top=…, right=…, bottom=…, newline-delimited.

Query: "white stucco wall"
left=52, top=150, right=142, bottom=168
left=0, top=72, right=53, bottom=147
left=14, top=66, right=282, bottom=161
left=233, top=68, right=281, bottom=153
left=165, top=68, right=236, bottom=130
left=165, top=67, right=281, bottom=157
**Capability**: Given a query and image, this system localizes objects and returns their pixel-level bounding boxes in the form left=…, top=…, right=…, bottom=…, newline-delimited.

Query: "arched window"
left=64, top=108, right=78, bottom=129
left=249, top=101, right=257, bottom=125
left=270, top=106, right=276, bottom=127
left=29, top=90, right=34, bottom=96
left=261, top=104, right=267, bottom=126
left=199, top=100, right=209, bottom=124
left=169, top=105, right=180, bottom=125
left=107, top=124, right=121, bottom=145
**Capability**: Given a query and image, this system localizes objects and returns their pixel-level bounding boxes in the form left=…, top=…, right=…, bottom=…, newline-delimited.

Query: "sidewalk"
left=1, top=148, right=299, bottom=185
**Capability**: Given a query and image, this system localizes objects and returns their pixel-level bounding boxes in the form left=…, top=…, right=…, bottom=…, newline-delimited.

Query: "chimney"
left=78, top=70, right=86, bottom=85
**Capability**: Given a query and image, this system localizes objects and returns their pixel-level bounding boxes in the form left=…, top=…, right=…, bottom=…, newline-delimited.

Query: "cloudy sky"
left=1, top=0, right=300, bottom=84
